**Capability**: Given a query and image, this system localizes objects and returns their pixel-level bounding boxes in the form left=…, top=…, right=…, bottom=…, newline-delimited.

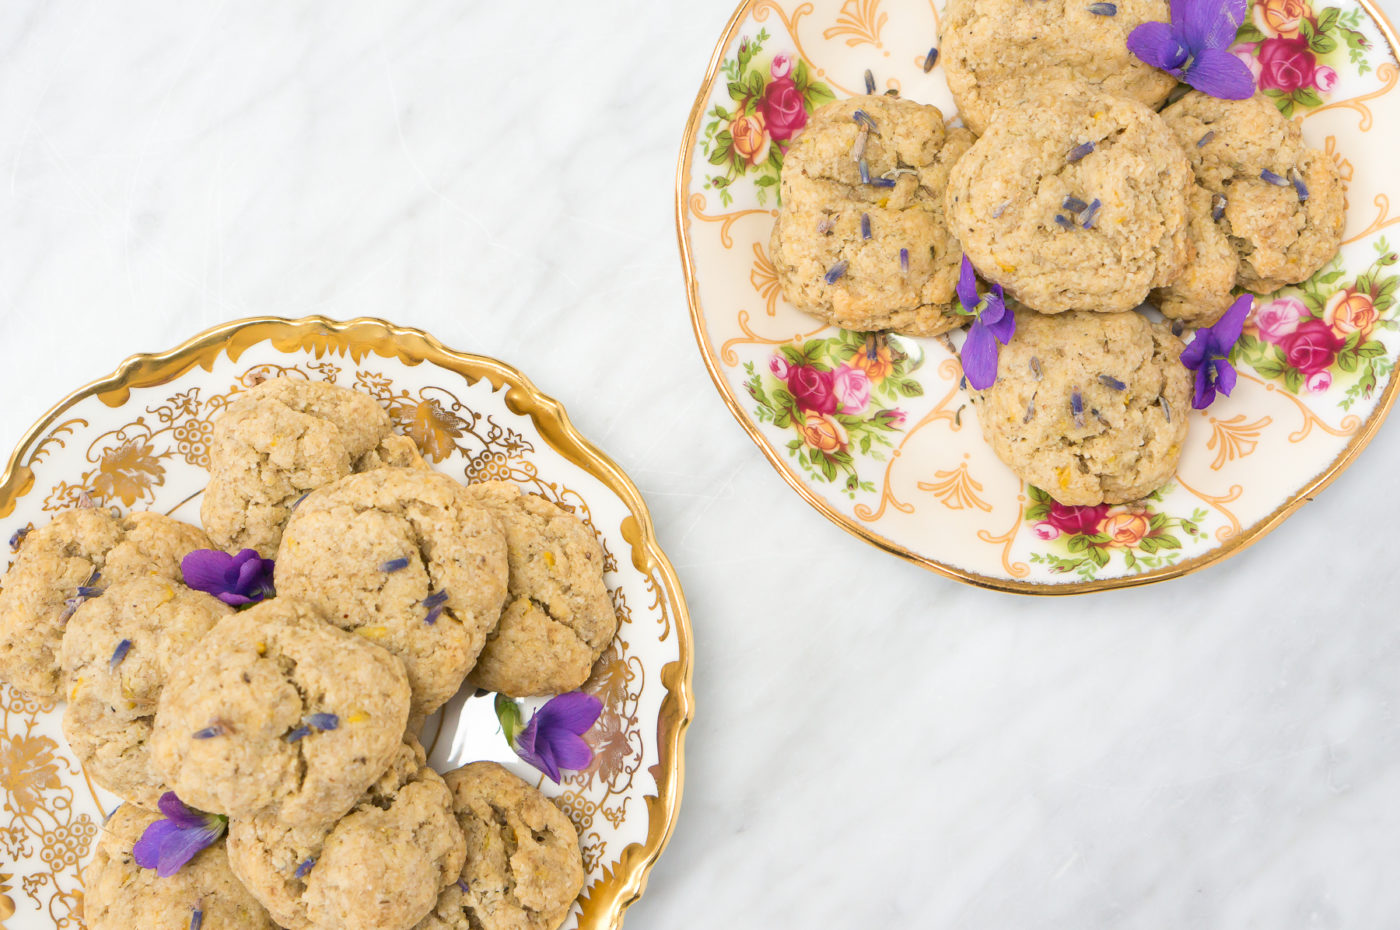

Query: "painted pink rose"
left=760, top=77, right=808, bottom=142
left=1235, top=42, right=1264, bottom=82
left=1278, top=318, right=1344, bottom=374
left=769, top=354, right=790, bottom=381
left=1032, top=522, right=1061, bottom=541
left=771, top=53, right=792, bottom=80
left=787, top=365, right=837, bottom=414
left=1257, top=36, right=1318, bottom=93
left=1306, top=369, right=1333, bottom=393
left=1315, top=65, right=1339, bottom=93
left=832, top=364, right=872, bottom=415
left=1254, top=297, right=1305, bottom=343
left=1045, top=501, right=1111, bottom=536
left=882, top=408, right=907, bottom=428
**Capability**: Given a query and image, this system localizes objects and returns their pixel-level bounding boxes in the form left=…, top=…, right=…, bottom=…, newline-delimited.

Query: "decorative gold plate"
left=0, top=316, right=692, bottom=929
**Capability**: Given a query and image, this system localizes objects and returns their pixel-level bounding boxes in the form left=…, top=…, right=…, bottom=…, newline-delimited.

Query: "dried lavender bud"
left=825, top=261, right=849, bottom=284
left=1289, top=167, right=1309, bottom=202
left=1260, top=168, right=1289, bottom=186
left=1023, top=396, right=1036, bottom=424
left=379, top=558, right=410, bottom=573
left=861, top=214, right=872, bottom=239
left=1067, top=141, right=1095, bottom=162
left=859, top=158, right=871, bottom=185
left=852, top=109, right=878, bottom=132
left=1080, top=199, right=1102, bottom=229
left=899, top=248, right=909, bottom=272
left=1211, top=193, right=1227, bottom=221
left=1071, top=389, right=1085, bottom=428
left=1030, top=357, right=1044, bottom=381
left=1197, top=130, right=1215, bottom=147
left=865, top=69, right=876, bottom=94
left=1098, top=374, right=1126, bottom=391
left=1063, top=195, right=1089, bottom=213
left=924, top=47, right=939, bottom=72
left=1088, top=2, right=1117, bottom=13
left=1054, top=214, right=1075, bottom=230
left=1160, top=396, right=1172, bottom=422
left=817, top=215, right=836, bottom=234
left=992, top=201, right=1010, bottom=219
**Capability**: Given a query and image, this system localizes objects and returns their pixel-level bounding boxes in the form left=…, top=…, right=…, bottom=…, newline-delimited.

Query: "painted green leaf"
left=1294, top=86, right=1324, bottom=107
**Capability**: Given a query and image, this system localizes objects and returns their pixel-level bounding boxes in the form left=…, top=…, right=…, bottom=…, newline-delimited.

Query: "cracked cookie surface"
left=276, top=468, right=509, bottom=715
left=228, top=739, right=466, bottom=930
left=461, top=482, right=615, bottom=697
left=200, top=377, right=424, bottom=557
left=947, top=86, right=1192, bottom=313
left=1151, top=184, right=1241, bottom=326
left=82, top=803, right=278, bottom=930
left=1160, top=91, right=1345, bottom=293
left=770, top=94, right=975, bottom=336
left=150, top=598, right=411, bottom=827
left=940, top=0, right=1176, bottom=135
left=0, top=508, right=211, bottom=699
left=61, top=577, right=232, bottom=808
left=970, top=308, right=1190, bottom=505
left=413, top=761, right=584, bottom=930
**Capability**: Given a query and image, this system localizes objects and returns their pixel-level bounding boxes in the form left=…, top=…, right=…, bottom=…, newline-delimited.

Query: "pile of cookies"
left=0, top=376, right=614, bottom=930
left=768, top=0, right=1346, bottom=506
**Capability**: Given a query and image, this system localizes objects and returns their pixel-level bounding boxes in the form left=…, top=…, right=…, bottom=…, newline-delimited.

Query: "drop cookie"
left=460, top=482, right=615, bottom=698
left=228, top=739, right=466, bottom=930
left=1161, top=91, right=1345, bottom=293
left=275, top=468, right=509, bottom=715
left=0, top=508, right=212, bottom=699
left=769, top=94, right=976, bottom=335
left=413, top=761, right=585, bottom=930
left=61, top=578, right=232, bottom=808
left=969, top=308, right=1191, bottom=505
left=940, top=0, right=1176, bottom=135
left=1151, top=184, right=1241, bottom=326
left=150, top=598, right=411, bottom=827
left=82, top=803, right=278, bottom=930
left=200, top=377, right=424, bottom=557
left=946, top=86, right=1192, bottom=313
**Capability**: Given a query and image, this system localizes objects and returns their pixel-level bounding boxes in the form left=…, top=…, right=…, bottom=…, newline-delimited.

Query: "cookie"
left=82, top=803, right=277, bottom=930
left=275, top=468, right=509, bottom=715
left=414, top=761, right=584, bottom=930
left=947, top=86, right=1192, bottom=314
left=228, top=739, right=466, bottom=930
left=200, top=377, right=421, bottom=557
left=460, top=482, right=615, bottom=697
left=940, top=0, right=1176, bottom=135
left=1151, top=184, right=1241, bottom=326
left=0, top=508, right=212, bottom=699
left=61, top=578, right=232, bottom=808
left=769, top=94, right=975, bottom=335
left=1161, top=91, right=1345, bottom=293
left=969, top=308, right=1191, bottom=505
left=150, top=598, right=411, bottom=827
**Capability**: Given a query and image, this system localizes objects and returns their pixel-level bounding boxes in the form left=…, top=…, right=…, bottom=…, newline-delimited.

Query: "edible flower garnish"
left=109, top=639, right=132, bottom=672
left=295, top=858, right=316, bottom=880
left=954, top=257, right=1016, bottom=390
left=379, top=557, right=410, bottom=573
left=1180, top=293, right=1253, bottom=408
left=923, top=47, right=939, bottom=72
left=495, top=692, right=602, bottom=784
left=190, top=908, right=203, bottom=930
left=182, top=549, right=275, bottom=607
left=133, top=793, right=227, bottom=877
left=1127, top=0, right=1254, bottom=100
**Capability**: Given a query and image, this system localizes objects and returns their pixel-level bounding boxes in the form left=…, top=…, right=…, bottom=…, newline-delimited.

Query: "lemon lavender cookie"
left=1151, top=184, right=1241, bottom=326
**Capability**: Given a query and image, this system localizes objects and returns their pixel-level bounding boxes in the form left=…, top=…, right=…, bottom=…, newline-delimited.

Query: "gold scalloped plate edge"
left=675, top=0, right=1400, bottom=596
left=0, top=314, right=693, bottom=930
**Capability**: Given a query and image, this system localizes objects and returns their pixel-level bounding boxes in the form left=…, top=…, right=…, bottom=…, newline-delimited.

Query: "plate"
left=0, top=316, right=692, bottom=929
left=678, top=0, right=1400, bottom=592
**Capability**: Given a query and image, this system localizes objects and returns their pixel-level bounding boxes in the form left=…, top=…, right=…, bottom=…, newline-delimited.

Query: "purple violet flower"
left=181, top=549, right=275, bottom=607
left=495, top=692, right=602, bottom=784
left=132, top=793, right=227, bottom=877
left=955, top=256, right=1016, bottom=391
left=1180, top=293, right=1253, bottom=408
left=1127, top=0, right=1254, bottom=99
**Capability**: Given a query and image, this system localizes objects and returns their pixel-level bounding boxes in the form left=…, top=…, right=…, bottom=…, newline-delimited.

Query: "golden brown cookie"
left=1152, top=184, right=1241, bottom=326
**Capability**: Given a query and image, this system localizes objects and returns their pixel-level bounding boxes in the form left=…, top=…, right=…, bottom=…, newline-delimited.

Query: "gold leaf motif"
left=1206, top=415, right=1272, bottom=470
left=917, top=463, right=993, bottom=512
left=0, top=733, right=62, bottom=817
left=90, top=438, right=166, bottom=507
left=821, top=0, right=888, bottom=48
left=749, top=242, right=782, bottom=317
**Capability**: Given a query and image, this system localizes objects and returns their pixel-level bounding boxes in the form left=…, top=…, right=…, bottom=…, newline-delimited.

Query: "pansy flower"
left=182, top=549, right=275, bottom=607
left=132, top=792, right=227, bottom=877
left=1180, top=294, right=1253, bottom=408
left=495, top=692, right=602, bottom=784
left=1128, top=0, right=1255, bottom=99
left=955, top=256, right=1016, bottom=390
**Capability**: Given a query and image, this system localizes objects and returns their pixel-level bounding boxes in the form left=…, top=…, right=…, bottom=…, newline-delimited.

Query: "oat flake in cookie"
left=200, top=377, right=425, bottom=557
left=769, top=94, right=975, bottom=336
left=61, top=578, right=232, bottom=809
left=1160, top=91, right=1346, bottom=294
left=82, top=803, right=278, bottom=930
left=276, top=467, right=509, bottom=716
left=414, top=761, right=585, bottom=930
left=228, top=739, right=466, bottom=930
left=940, top=0, right=1176, bottom=135
left=150, top=598, right=411, bottom=827
left=947, top=86, right=1192, bottom=314
left=0, top=508, right=211, bottom=699
left=970, top=308, right=1191, bottom=506
left=461, top=481, right=616, bottom=698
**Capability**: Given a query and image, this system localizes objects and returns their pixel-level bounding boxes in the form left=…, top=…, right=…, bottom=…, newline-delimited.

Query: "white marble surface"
left=2, top=1, right=1399, bottom=926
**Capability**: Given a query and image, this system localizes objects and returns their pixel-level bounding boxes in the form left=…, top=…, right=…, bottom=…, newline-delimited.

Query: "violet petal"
left=157, top=792, right=206, bottom=831
left=1215, top=359, right=1238, bottom=397
left=1183, top=0, right=1246, bottom=50
left=181, top=550, right=233, bottom=594
left=155, top=822, right=223, bottom=877
left=956, top=255, right=979, bottom=311
left=548, top=732, right=594, bottom=772
left=961, top=323, right=1000, bottom=391
left=1179, top=332, right=1210, bottom=370
left=1127, top=21, right=1188, bottom=71
left=536, top=692, right=603, bottom=735
left=132, top=818, right=180, bottom=870
left=1215, top=294, right=1253, bottom=347
left=1186, top=47, right=1256, bottom=99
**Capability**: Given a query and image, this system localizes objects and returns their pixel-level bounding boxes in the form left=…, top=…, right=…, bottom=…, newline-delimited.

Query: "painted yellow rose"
left=797, top=411, right=848, bottom=453
left=1323, top=287, right=1381, bottom=343
left=730, top=111, right=770, bottom=167
left=1254, top=0, right=1309, bottom=37
left=1099, top=509, right=1152, bottom=548
left=849, top=342, right=894, bottom=383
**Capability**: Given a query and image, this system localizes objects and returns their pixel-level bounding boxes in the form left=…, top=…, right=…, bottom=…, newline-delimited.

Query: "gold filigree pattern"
left=686, top=194, right=776, bottom=250
left=822, top=0, right=888, bottom=47
left=1304, top=61, right=1399, bottom=130
left=718, top=311, right=828, bottom=366
left=1341, top=193, right=1400, bottom=245
left=917, top=462, right=992, bottom=512
left=1206, top=415, right=1273, bottom=470
left=976, top=500, right=1030, bottom=579
left=749, top=242, right=782, bottom=317
left=1176, top=477, right=1244, bottom=542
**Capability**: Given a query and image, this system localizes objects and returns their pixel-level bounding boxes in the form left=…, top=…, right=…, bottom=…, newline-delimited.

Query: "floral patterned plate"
left=678, top=0, right=1400, bottom=592
left=0, top=317, right=692, bottom=928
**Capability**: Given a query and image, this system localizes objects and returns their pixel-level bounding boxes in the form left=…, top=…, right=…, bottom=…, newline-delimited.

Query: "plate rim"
left=0, top=313, right=694, bottom=930
left=675, top=0, right=1400, bottom=595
